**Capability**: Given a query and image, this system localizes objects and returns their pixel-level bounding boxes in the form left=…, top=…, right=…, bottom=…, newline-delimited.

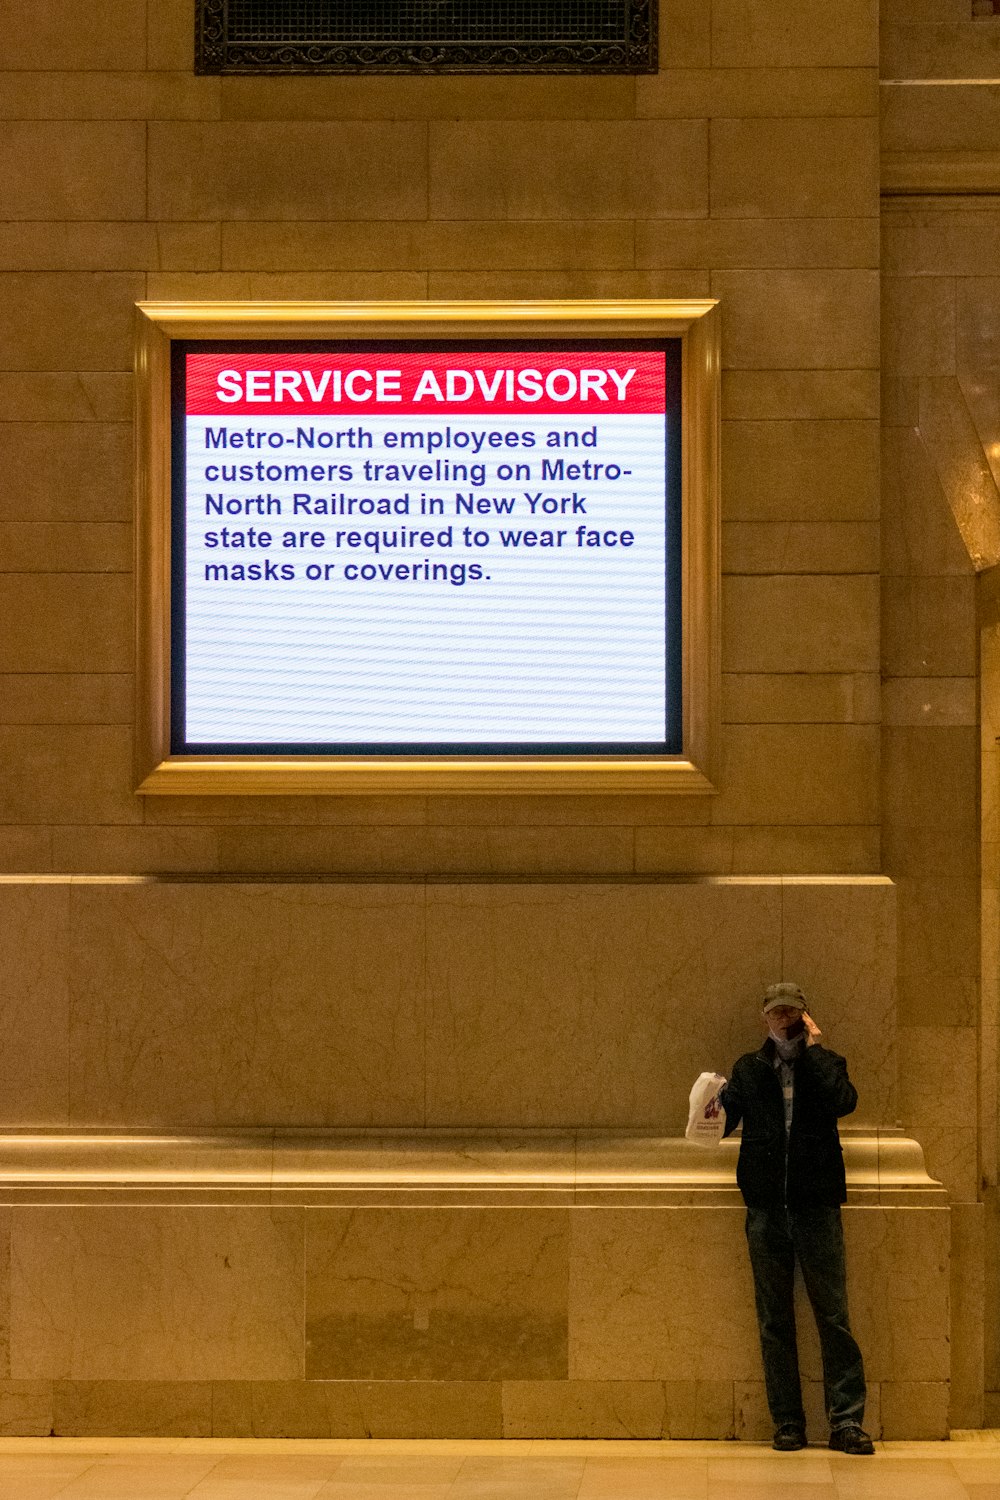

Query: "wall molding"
left=882, top=151, right=1000, bottom=195
left=0, top=1129, right=943, bottom=1206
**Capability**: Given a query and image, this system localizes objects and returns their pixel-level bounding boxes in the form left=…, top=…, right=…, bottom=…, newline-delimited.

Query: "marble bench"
left=0, top=1127, right=942, bottom=1205
left=0, top=1131, right=949, bottom=1441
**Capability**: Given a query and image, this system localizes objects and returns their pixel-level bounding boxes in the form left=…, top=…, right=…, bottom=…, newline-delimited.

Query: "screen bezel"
left=135, top=300, right=719, bottom=795
left=170, top=335, right=683, bottom=758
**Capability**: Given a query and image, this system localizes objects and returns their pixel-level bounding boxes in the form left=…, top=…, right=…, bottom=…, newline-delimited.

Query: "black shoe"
left=772, top=1424, right=807, bottom=1451
left=829, top=1424, right=875, bottom=1455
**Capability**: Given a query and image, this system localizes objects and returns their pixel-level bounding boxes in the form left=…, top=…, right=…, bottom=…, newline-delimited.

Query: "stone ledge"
left=882, top=149, right=1000, bottom=193
left=0, top=1129, right=943, bottom=1207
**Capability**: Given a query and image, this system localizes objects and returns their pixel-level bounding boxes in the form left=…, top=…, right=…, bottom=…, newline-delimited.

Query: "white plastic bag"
left=685, top=1071, right=727, bottom=1146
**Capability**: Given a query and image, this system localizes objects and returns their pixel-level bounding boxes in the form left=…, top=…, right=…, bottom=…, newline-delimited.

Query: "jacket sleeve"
left=800, top=1045, right=858, bottom=1118
left=719, top=1064, right=744, bottom=1137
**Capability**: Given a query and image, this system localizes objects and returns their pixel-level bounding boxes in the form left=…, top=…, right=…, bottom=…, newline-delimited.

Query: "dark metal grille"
left=197, top=0, right=656, bottom=73
left=228, top=1, right=626, bottom=42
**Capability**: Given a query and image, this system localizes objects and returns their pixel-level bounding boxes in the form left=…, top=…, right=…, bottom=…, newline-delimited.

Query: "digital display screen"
left=170, top=340, right=682, bottom=755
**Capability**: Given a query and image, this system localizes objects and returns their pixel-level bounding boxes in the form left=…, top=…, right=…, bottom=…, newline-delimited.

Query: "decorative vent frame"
left=195, top=0, right=657, bottom=74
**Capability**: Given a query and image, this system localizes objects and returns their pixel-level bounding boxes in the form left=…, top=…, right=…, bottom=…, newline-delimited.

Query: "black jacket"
left=719, top=1041, right=858, bottom=1208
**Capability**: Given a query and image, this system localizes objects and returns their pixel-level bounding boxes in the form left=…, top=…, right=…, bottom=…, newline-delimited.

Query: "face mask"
left=770, top=1027, right=804, bottom=1061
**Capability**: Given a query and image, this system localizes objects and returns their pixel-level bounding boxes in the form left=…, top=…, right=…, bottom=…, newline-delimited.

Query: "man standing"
left=720, top=982, right=875, bottom=1455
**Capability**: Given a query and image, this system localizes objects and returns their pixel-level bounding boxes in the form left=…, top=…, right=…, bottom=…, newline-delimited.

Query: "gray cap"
left=762, top=982, right=807, bottom=1015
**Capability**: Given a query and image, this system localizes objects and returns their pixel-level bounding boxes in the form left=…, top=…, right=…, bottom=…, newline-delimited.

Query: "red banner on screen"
left=185, top=350, right=666, bottom=417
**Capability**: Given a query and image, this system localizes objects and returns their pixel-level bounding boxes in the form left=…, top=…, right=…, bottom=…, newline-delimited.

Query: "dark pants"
left=745, top=1204, right=866, bottom=1431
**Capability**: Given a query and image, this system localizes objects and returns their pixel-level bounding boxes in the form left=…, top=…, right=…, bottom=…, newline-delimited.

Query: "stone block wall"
left=881, top=0, right=1000, bottom=1428
left=0, top=0, right=882, bottom=876
left=0, top=0, right=993, bottom=1438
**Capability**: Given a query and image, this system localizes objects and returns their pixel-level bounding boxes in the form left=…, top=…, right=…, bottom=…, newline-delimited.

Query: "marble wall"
left=0, top=873, right=944, bottom=1438
left=0, top=877, right=896, bottom=1130
left=0, top=1200, right=950, bottom=1439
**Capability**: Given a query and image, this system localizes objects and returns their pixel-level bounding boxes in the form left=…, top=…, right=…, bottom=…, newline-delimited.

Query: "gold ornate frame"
left=135, top=299, right=720, bottom=796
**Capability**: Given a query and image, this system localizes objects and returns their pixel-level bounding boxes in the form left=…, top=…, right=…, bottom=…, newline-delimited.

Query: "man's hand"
left=802, top=1011, right=822, bottom=1046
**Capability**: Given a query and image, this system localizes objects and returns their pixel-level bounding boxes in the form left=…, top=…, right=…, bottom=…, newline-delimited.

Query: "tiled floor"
left=0, top=1438, right=995, bottom=1500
